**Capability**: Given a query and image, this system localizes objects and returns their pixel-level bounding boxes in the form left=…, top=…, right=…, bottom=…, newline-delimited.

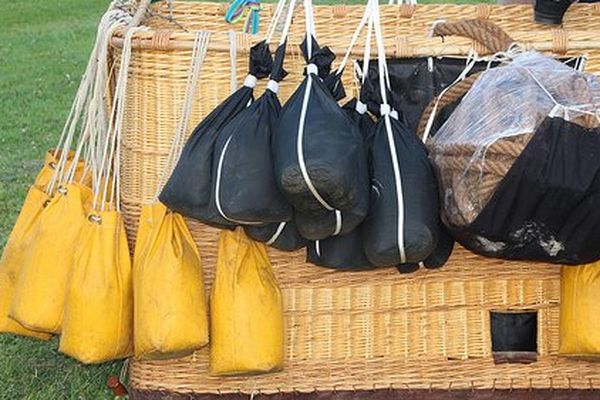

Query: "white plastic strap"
left=278, top=0, right=297, bottom=46
left=214, top=135, right=263, bottom=225
left=371, top=0, right=406, bottom=263
left=306, top=63, right=319, bottom=75
left=266, top=222, right=287, bottom=245
left=296, top=74, right=334, bottom=211
left=303, top=0, right=315, bottom=58
left=356, top=100, right=368, bottom=114
left=265, top=0, right=287, bottom=44
left=523, top=66, right=599, bottom=122
left=336, top=5, right=372, bottom=75
left=267, top=79, right=280, bottom=93
left=333, top=210, right=342, bottom=236
left=244, top=74, right=258, bottom=88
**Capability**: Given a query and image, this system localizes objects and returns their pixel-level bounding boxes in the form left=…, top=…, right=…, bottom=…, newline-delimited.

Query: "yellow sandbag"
left=34, top=149, right=88, bottom=190
left=10, top=183, right=92, bottom=333
left=559, top=264, right=600, bottom=357
left=133, top=202, right=209, bottom=360
left=59, top=210, right=133, bottom=364
left=210, top=229, right=284, bottom=376
left=0, top=186, right=52, bottom=340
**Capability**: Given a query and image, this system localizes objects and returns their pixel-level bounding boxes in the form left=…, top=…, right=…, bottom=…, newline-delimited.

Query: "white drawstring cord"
left=370, top=0, right=407, bottom=263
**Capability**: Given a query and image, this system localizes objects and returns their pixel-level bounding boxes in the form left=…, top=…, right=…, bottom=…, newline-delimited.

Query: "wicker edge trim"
left=130, top=388, right=600, bottom=400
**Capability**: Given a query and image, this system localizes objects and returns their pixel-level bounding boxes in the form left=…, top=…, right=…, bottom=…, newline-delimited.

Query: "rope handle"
left=430, top=19, right=515, bottom=54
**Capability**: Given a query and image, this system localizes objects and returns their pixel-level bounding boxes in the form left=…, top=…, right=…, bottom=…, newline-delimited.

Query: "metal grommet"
left=48, top=161, right=57, bottom=170
left=57, top=186, right=68, bottom=195
left=88, top=214, right=102, bottom=224
left=43, top=199, right=52, bottom=208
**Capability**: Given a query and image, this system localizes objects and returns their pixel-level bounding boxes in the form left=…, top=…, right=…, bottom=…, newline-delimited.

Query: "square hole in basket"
left=490, top=311, right=538, bottom=364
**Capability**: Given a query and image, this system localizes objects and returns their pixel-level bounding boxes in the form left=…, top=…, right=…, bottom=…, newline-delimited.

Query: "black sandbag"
left=244, top=221, right=306, bottom=251
left=362, top=115, right=440, bottom=266
left=159, top=41, right=273, bottom=221
left=423, top=225, right=455, bottom=269
left=451, top=117, right=600, bottom=265
left=272, top=36, right=366, bottom=213
left=205, top=43, right=292, bottom=227
left=300, top=98, right=375, bottom=260
left=307, top=230, right=373, bottom=269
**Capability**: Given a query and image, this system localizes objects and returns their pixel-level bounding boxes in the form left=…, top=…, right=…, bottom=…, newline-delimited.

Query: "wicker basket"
left=113, top=2, right=600, bottom=398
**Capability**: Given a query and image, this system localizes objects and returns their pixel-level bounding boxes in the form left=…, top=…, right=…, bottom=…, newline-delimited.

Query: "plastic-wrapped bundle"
left=429, top=52, right=600, bottom=264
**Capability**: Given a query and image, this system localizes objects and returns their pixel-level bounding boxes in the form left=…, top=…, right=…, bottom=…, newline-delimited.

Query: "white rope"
left=265, top=0, right=287, bottom=44
left=371, top=0, right=407, bottom=263
left=229, top=30, right=238, bottom=93
left=95, top=27, right=147, bottom=212
left=266, top=222, right=287, bottom=245
left=156, top=30, right=211, bottom=199
left=335, top=5, right=372, bottom=76
left=521, top=66, right=600, bottom=122
left=47, top=10, right=131, bottom=195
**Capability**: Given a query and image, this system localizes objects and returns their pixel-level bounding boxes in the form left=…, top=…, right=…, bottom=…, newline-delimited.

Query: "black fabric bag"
left=307, top=229, right=373, bottom=269
left=159, top=41, right=272, bottom=222
left=294, top=98, right=373, bottom=241
left=272, top=36, right=367, bottom=214
left=451, top=117, right=600, bottom=265
left=362, top=115, right=441, bottom=267
left=303, top=97, right=376, bottom=262
left=205, top=43, right=292, bottom=227
left=245, top=221, right=306, bottom=251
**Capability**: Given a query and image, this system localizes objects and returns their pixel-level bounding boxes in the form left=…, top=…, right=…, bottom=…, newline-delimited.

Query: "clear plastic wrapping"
left=429, top=52, right=600, bottom=227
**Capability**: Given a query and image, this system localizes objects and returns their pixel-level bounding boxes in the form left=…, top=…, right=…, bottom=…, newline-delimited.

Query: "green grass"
left=0, top=0, right=491, bottom=398
left=0, top=1, right=122, bottom=399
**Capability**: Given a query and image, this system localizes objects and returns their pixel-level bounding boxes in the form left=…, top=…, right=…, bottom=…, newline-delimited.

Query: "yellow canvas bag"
left=210, top=229, right=284, bottom=376
left=0, top=186, right=52, bottom=339
left=559, top=264, right=600, bottom=357
left=59, top=210, right=133, bottom=364
left=34, top=149, right=88, bottom=190
left=10, top=183, right=92, bottom=333
left=133, top=202, right=209, bottom=360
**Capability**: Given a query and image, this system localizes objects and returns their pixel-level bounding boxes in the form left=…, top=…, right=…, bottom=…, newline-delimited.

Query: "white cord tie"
left=266, top=79, right=279, bottom=94
left=380, top=103, right=391, bottom=116
left=355, top=100, right=368, bottom=114
left=306, top=63, right=319, bottom=76
left=244, top=74, right=258, bottom=88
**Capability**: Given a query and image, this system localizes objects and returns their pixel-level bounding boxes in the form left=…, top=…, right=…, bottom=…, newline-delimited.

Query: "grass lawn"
left=0, top=0, right=491, bottom=398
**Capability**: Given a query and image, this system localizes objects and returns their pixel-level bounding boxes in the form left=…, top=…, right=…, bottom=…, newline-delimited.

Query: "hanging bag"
left=8, top=10, right=130, bottom=334
left=272, top=0, right=368, bottom=240
left=560, top=263, right=600, bottom=356
left=361, top=0, right=442, bottom=268
left=306, top=8, right=375, bottom=269
left=210, top=228, right=284, bottom=376
left=159, top=1, right=289, bottom=223
left=133, top=31, right=210, bottom=360
left=59, top=29, right=139, bottom=363
left=207, top=1, right=296, bottom=228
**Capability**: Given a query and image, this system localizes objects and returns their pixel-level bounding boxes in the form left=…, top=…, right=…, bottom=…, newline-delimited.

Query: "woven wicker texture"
left=116, top=2, right=600, bottom=394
